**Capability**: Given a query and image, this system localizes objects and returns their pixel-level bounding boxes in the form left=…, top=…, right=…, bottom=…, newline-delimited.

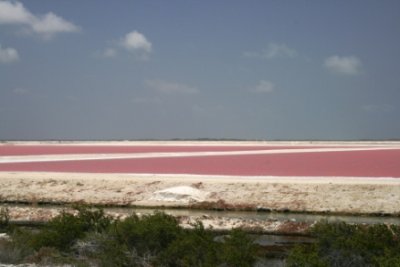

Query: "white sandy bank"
left=0, top=172, right=399, bottom=214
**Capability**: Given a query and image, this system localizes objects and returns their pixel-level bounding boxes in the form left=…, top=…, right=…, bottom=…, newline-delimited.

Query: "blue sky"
left=1, top=0, right=399, bottom=140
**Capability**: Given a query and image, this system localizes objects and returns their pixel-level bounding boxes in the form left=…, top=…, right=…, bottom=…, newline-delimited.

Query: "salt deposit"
left=151, top=186, right=208, bottom=203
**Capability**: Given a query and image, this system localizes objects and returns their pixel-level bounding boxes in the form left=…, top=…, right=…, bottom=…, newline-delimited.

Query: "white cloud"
left=102, top=48, right=117, bottom=58
left=0, top=44, right=19, bottom=63
left=0, top=0, right=80, bottom=38
left=99, top=30, right=151, bottom=60
left=244, top=43, right=297, bottom=59
left=31, top=12, right=80, bottom=37
left=324, top=55, right=362, bottom=75
left=252, top=80, right=275, bottom=93
left=121, top=31, right=152, bottom=53
left=145, top=80, right=198, bottom=94
left=0, top=0, right=32, bottom=24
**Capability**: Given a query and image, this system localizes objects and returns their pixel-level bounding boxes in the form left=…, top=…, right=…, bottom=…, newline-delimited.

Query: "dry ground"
left=1, top=172, right=399, bottom=215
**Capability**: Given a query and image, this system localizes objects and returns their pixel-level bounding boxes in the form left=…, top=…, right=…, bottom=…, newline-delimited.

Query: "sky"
left=1, top=0, right=400, bottom=140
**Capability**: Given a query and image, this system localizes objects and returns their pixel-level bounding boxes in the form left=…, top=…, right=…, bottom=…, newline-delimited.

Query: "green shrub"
left=221, top=228, right=257, bottom=267
left=73, top=205, right=112, bottom=233
left=30, top=206, right=112, bottom=251
left=374, top=253, right=400, bottom=267
left=92, top=235, right=135, bottom=267
left=286, top=245, right=328, bottom=267
left=112, top=211, right=182, bottom=255
left=2, top=209, right=274, bottom=266
left=287, top=221, right=400, bottom=267
left=0, top=237, right=33, bottom=264
left=30, top=211, right=87, bottom=251
left=0, top=207, right=10, bottom=232
left=87, top=211, right=184, bottom=266
left=158, top=222, right=220, bottom=267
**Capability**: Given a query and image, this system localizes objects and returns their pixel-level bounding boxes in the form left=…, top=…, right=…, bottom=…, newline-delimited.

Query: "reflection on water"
left=254, top=234, right=314, bottom=246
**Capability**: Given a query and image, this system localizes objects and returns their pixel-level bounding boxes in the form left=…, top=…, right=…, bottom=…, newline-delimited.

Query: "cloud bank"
left=0, top=44, right=19, bottom=63
left=324, top=55, right=362, bottom=75
left=0, top=0, right=80, bottom=38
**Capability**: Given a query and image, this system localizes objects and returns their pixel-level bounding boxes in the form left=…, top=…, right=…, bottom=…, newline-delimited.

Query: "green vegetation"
left=0, top=207, right=258, bottom=266
left=29, top=206, right=111, bottom=251
left=287, top=220, right=400, bottom=267
left=0, top=207, right=9, bottom=231
left=1, top=207, right=400, bottom=266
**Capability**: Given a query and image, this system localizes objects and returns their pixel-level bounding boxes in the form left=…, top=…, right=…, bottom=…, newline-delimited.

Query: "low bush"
left=0, top=237, right=33, bottom=264
left=81, top=213, right=259, bottom=267
left=158, top=222, right=220, bottom=267
left=286, top=221, right=400, bottom=267
left=286, top=244, right=328, bottom=267
left=221, top=228, right=257, bottom=267
left=0, top=207, right=10, bottom=232
left=29, top=206, right=112, bottom=251
left=81, top=233, right=134, bottom=267
left=73, top=205, right=112, bottom=233
left=13, top=207, right=397, bottom=266
left=111, top=211, right=182, bottom=255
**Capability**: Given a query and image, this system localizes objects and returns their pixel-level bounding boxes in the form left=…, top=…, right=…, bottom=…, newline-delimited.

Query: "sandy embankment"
left=1, top=172, right=400, bottom=215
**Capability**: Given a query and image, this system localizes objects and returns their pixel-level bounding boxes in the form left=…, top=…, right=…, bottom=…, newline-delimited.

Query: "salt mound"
left=151, top=186, right=208, bottom=203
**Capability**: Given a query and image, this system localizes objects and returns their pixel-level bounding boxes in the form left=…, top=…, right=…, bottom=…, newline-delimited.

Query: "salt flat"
left=0, top=141, right=399, bottom=214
